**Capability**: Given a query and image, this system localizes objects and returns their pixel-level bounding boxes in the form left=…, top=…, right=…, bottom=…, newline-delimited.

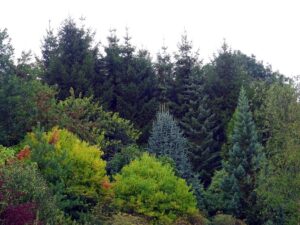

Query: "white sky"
left=1, top=0, right=299, bottom=77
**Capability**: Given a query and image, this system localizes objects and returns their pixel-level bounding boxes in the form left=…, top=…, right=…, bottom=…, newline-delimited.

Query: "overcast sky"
left=1, top=0, right=299, bottom=77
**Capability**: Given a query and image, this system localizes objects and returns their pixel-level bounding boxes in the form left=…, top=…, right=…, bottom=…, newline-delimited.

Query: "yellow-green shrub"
left=23, top=127, right=107, bottom=219
left=113, top=153, right=197, bottom=224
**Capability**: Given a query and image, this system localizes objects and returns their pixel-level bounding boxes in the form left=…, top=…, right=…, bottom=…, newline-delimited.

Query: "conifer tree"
left=155, top=45, right=173, bottom=106
left=169, top=33, right=201, bottom=120
left=0, top=28, right=14, bottom=76
left=147, top=110, right=205, bottom=208
left=181, top=82, right=220, bottom=186
left=221, top=87, right=263, bottom=225
left=42, top=18, right=99, bottom=99
left=168, top=34, right=219, bottom=185
left=100, top=30, right=158, bottom=142
left=147, top=110, right=191, bottom=180
left=204, top=42, right=245, bottom=154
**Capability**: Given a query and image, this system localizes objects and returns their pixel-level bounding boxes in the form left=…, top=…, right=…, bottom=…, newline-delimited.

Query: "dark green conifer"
left=100, top=30, right=158, bottom=142
left=42, top=18, right=99, bottom=99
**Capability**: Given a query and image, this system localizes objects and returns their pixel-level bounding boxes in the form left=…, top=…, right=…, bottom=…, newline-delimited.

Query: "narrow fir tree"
left=221, top=87, right=263, bottom=225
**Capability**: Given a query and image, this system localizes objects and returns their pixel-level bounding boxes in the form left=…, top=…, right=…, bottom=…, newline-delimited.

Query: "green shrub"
left=113, top=153, right=197, bottom=224
left=23, top=127, right=107, bottom=219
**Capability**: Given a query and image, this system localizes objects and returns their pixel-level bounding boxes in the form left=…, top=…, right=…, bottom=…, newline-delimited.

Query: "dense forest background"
left=0, top=18, right=299, bottom=225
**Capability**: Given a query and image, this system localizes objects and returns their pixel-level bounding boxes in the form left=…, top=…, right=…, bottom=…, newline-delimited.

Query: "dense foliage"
left=0, top=19, right=298, bottom=225
left=148, top=111, right=191, bottom=180
left=113, top=153, right=197, bottom=224
left=221, top=88, right=263, bottom=225
left=23, top=127, right=107, bottom=219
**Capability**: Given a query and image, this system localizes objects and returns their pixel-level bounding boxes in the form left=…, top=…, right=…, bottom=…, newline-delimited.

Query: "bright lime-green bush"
left=23, top=127, right=107, bottom=220
left=113, top=153, right=197, bottom=224
left=25, top=127, right=107, bottom=198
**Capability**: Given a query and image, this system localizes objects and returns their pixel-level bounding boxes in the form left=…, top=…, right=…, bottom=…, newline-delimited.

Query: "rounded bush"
left=113, top=153, right=197, bottom=224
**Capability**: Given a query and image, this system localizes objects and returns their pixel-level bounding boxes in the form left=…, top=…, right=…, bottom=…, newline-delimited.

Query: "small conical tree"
left=221, top=87, right=263, bottom=225
left=147, top=110, right=191, bottom=180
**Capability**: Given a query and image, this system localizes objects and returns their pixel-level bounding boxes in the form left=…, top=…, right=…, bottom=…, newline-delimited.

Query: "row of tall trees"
left=0, top=18, right=298, bottom=225
left=40, top=19, right=283, bottom=186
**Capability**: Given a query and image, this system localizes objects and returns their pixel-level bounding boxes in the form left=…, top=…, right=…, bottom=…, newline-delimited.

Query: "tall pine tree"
left=221, top=87, right=263, bottom=225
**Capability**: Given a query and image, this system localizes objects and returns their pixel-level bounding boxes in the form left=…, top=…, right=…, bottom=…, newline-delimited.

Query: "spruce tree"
left=147, top=110, right=191, bottom=180
left=0, top=28, right=14, bottom=76
left=168, top=34, right=219, bottom=186
left=98, top=29, right=123, bottom=111
left=100, top=30, right=158, bottom=142
left=204, top=42, right=245, bottom=155
left=42, top=18, right=99, bottom=99
left=147, top=110, right=205, bottom=208
left=181, top=80, right=220, bottom=186
left=169, top=33, right=201, bottom=120
left=221, top=87, right=263, bottom=225
left=155, top=45, right=174, bottom=106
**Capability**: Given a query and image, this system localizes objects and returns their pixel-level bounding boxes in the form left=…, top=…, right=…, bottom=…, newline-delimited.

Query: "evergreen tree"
left=147, top=110, right=191, bottom=180
left=155, top=45, right=173, bottom=106
left=97, top=29, right=122, bottom=111
left=42, top=18, right=99, bottom=99
left=0, top=28, right=14, bottom=76
left=221, top=87, right=263, bottom=225
left=147, top=110, right=205, bottom=208
left=100, top=30, right=158, bottom=142
left=169, top=33, right=201, bottom=120
left=182, top=84, right=220, bottom=186
left=168, top=34, right=219, bottom=186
